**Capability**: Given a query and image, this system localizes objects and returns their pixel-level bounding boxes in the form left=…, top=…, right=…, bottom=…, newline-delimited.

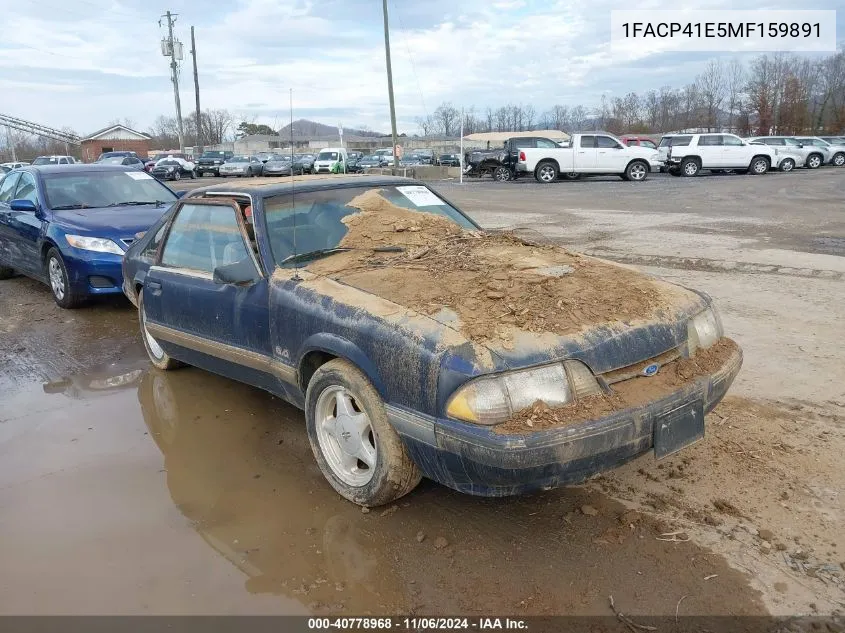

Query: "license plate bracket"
left=653, top=400, right=705, bottom=459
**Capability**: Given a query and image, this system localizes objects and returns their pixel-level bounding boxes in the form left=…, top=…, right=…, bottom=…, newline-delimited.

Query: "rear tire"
left=779, top=158, right=795, bottom=172
left=305, top=359, right=422, bottom=507
left=534, top=161, right=559, bottom=184
left=680, top=158, right=700, bottom=177
left=561, top=172, right=581, bottom=180
left=493, top=166, right=513, bottom=181
left=138, top=290, right=182, bottom=370
left=0, top=265, right=14, bottom=279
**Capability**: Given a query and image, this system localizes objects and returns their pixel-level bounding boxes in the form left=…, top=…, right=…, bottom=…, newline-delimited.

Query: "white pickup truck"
left=516, top=132, right=660, bottom=183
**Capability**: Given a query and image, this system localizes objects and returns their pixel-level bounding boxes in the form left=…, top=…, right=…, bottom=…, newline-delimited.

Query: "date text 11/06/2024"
left=620, top=22, right=820, bottom=39
left=308, top=618, right=527, bottom=630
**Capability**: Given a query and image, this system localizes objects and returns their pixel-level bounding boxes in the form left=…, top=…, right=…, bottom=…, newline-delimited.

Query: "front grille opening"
left=601, top=347, right=681, bottom=385
left=88, top=275, right=116, bottom=288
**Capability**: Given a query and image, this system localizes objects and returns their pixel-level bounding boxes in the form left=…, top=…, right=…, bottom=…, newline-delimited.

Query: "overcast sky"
left=0, top=0, right=842, bottom=137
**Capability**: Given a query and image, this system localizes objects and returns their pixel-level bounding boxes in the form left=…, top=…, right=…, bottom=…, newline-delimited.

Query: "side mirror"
left=213, top=258, right=259, bottom=286
left=797, top=144, right=804, bottom=148
left=175, top=191, right=187, bottom=199
left=10, top=199, right=37, bottom=213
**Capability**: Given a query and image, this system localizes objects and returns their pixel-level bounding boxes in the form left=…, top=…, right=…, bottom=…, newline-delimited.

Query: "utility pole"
left=190, top=26, right=202, bottom=155
left=161, top=11, right=185, bottom=153
left=382, top=0, right=399, bottom=172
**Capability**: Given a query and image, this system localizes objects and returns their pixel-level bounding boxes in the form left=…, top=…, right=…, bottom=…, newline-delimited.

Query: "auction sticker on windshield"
left=125, top=172, right=154, bottom=180
left=396, top=185, right=444, bottom=207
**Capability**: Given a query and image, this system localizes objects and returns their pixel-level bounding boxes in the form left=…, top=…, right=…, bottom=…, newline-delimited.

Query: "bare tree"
left=202, top=109, right=234, bottom=144
left=725, top=59, right=746, bottom=132
left=415, top=115, right=435, bottom=136
left=523, top=104, right=536, bottom=131
left=696, top=60, right=726, bottom=131
left=569, top=105, right=588, bottom=130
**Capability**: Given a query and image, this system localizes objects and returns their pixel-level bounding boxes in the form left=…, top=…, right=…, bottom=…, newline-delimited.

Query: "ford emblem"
left=643, top=363, right=659, bottom=377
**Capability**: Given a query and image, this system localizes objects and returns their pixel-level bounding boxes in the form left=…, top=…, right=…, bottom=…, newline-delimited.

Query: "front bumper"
left=63, top=249, right=126, bottom=296
left=387, top=341, right=742, bottom=497
left=197, top=164, right=220, bottom=175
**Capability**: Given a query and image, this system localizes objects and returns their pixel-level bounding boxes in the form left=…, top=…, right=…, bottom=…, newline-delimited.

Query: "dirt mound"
left=307, top=189, right=696, bottom=346
left=496, top=339, right=739, bottom=434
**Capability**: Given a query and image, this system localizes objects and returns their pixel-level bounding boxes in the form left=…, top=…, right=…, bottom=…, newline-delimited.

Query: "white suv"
left=658, top=133, right=776, bottom=177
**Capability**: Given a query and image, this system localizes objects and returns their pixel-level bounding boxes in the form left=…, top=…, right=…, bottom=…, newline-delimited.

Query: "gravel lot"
left=1, top=168, right=843, bottom=616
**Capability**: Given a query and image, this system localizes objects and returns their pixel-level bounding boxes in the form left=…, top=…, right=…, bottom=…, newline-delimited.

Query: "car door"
left=695, top=135, right=722, bottom=167
left=720, top=134, right=748, bottom=167
left=575, top=135, right=598, bottom=171
left=0, top=172, right=22, bottom=268
left=4, top=172, right=44, bottom=276
left=595, top=135, right=628, bottom=171
left=142, top=200, right=277, bottom=391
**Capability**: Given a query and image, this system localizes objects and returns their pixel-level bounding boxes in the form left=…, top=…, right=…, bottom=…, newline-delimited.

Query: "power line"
left=390, top=1, right=429, bottom=122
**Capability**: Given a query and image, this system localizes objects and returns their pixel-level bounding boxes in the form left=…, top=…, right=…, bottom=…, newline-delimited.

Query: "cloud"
left=0, top=0, right=842, bottom=136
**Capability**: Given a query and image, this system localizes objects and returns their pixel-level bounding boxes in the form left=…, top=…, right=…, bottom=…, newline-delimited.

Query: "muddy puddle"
left=0, top=345, right=765, bottom=615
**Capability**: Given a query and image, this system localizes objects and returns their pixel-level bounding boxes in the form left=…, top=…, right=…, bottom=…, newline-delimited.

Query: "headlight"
left=65, top=235, right=124, bottom=255
left=167, top=167, right=175, bottom=172
left=446, top=360, right=601, bottom=426
left=687, top=306, right=724, bottom=354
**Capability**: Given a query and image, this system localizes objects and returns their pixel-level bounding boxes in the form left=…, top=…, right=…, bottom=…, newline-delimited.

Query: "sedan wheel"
left=306, top=359, right=421, bottom=506
left=45, top=248, right=84, bottom=308
left=173, top=171, right=181, bottom=181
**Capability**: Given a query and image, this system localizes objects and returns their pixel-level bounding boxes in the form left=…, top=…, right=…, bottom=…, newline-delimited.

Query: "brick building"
left=80, top=125, right=152, bottom=162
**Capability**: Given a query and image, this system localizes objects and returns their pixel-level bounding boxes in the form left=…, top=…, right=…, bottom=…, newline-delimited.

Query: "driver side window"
left=161, top=203, right=252, bottom=274
left=596, top=136, right=620, bottom=148
left=0, top=173, right=21, bottom=203
left=14, top=173, right=39, bottom=204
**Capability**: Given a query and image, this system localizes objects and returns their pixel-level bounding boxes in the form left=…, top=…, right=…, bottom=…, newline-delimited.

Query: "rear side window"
left=579, top=136, right=597, bottom=148
left=659, top=136, right=692, bottom=147
left=698, top=135, right=723, bottom=146
left=722, top=135, right=744, bottom=146
left=596, top=136, right=620, bottom=148
left=536, top=138, right=558, bottom=148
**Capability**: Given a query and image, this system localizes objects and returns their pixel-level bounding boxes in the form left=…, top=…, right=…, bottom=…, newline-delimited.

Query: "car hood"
left=294, top=193, right=708, bottom=376
left=52, top=204, right=173, bottom=235
left=220, top=163, right=247, bottom=169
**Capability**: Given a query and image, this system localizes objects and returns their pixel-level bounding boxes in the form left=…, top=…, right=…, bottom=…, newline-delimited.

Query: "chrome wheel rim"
left=629, top=163, right=646, bottom=180
left=809, top=156, right=820, bottom=168
left=684, top=162, right=698, bottom=175
left=494, top=168, right=509, bottom=181
left=538, top=166, right=555, bottom=182
left=141, top=302, right=165, bottom=361
left=781, top=159, right=794, bottom=172
left=754, top=160, right=767, bottom=173
left=48, top=257, right=65, bottom=301
left=835, top=155, right=845, bottom=166
left=315, top=385, right=376, bottom=487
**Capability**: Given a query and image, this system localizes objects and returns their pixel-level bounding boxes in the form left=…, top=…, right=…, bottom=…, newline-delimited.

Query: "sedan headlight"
left=687, top=306, right=723, bottom=354
left=446, top=360, right=601, bottom=425
left=65, top=235, right=124, bottom=255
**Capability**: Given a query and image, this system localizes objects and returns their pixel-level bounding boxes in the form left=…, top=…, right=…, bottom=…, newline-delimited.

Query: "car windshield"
left=228, top=157, right=250, bottom=163
left=201, top=152, right=225, bottom=159
left=264, top=185, right=476, bottom=266
left=362, top=155, right=379, bottom=161
left=43, top=170, right=177, bottom=209
left=33, top=157, right=65, bottom=165
left=158, top=160, right=180, bottom=166
left=100, top=156, right=127, bottom=165
left=317, top=152, right=339, bottom=161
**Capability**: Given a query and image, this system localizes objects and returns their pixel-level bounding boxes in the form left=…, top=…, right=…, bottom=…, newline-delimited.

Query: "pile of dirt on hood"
left=495, top=338, right=739, bottom=434
left=307, top=189, right=697, bottom=347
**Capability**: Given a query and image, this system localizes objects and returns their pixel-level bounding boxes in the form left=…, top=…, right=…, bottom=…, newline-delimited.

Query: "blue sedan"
left=122, top=175, right=741, bottom=506
left=0, top=165, right=179, bottom=308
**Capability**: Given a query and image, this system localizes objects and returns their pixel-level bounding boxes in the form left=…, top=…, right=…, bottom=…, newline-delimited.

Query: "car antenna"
left=290, top=87, right=301, bottom=282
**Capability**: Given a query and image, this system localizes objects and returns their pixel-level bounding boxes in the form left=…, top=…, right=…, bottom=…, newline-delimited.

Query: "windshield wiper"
left=280, top=245, right=404, bottom=265
left=52, top=204, right=88, bottom=210
left=109, top=201, right=166, bottom=208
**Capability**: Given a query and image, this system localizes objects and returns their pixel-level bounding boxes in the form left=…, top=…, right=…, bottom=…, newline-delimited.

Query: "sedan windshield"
left=263, top=185, right=476, bottom=266
left=43, top=171, right=177, bottom=209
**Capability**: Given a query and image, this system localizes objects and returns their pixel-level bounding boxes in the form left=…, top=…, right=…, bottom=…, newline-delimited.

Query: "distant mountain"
left=278, top=119, right=385, bottom=138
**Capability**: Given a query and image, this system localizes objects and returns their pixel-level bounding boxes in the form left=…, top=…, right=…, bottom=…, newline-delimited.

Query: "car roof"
left=188, top=174, right=416, bottom=198
left=19, top=164, right=138, bottom=174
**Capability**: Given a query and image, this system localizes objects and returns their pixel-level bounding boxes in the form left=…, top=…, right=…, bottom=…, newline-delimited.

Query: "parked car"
left=0, top=165, right=10, bottom=176
left=465, top=136, right=564, bottom=181
left=746, top=140, right=804, bottom=172
left=122, top=175, right=741, bottom=506
left=794, top=137, right=845, bottom=167
left=0, top=165, right=179, bottom=307
left=313, top=148, right=349, bottom=174
left=294, top=154, right=316, bottom=174
left=348, top=151, right=365, bottom=161
left=31, top=155, right=76, bottom=165
left=218, top=155, right=263, bottom=178
left=97, top=155, right=146, bottom=170
left=414, top=150, right=434, bottom=165
left=96, top=151, right=139, bottom=162
left=399, top=154, right=424, bottom=167
left=358, top=155, right=388, bottom=169
left=261, top=155, right=304, bottom=177
left=195, top=150, right=235, bottom=177
left=745, top=136, right=826, bottom=170
left=2, top=161, right=30, bottom=170
left=619, top=135, right=659, bottom=149
left=438, top=154, right=461, bottom=167
left=151, top=157, right=196, bottom=181
left=345, top=156, right=365, bottom=173
left=657, top=133, right=775, bottom=177
left=254, top=152, right=276, bottom=164
left=518, top=132, right=660, bottom=182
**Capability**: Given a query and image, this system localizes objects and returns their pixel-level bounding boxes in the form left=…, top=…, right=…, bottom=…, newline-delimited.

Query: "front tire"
left=680, top=158, right=700, bottom=177
left=190, top=170, right=196, bottom=179
left=624, top=160, right=649, bottom=182
left=493, top=166, right=513, bottom=181
left=748, top=156, right=769, bottom=175
left=534, top=161, right=559, bottom=184
left=138, top=290, right=182, bottom=370
left=305, top=359, right=421, bottom=507
left=173, top=171, right=181, bottom=181
left=806, top=153, right=822, bottom=169
left=45, top=247, right=85, bottom=309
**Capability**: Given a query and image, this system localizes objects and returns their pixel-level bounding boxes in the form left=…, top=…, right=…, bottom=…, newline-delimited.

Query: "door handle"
left=146, top=280, right=162, bottom=295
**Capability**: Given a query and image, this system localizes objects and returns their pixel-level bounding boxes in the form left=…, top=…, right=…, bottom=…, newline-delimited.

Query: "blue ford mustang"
left=0, top=164, right=179, bottom=307
left=122, top=175, right=741, bottom=506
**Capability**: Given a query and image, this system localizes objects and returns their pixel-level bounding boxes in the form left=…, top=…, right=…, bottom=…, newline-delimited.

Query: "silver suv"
left=745, top=136, right=826, bottom=170
left=794, top=137, right=845, bottom=167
